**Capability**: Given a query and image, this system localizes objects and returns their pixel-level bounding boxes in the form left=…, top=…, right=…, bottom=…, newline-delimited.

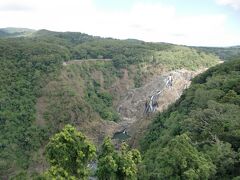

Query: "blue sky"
left=0, top=0, right=240, bottom=46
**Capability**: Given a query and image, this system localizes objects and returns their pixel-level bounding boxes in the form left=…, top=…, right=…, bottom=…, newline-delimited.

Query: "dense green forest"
left=0, top=29, right=224, bottom=178
left=0, top=38, right=71, bottom=177
left=194, top=46, right=240, bottom=60
left=40, top=125, right=141, bottom=180
left=140, top=57, right=240, bottom=179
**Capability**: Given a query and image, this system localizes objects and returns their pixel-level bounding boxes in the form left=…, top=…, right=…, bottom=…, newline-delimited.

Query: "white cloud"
left=0, top=0, right=239, bottom=46
left=216, top=0, right=240, bottom=10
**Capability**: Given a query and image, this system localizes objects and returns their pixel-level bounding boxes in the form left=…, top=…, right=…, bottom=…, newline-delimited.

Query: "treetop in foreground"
left=45, top=124, right=96, bottom=179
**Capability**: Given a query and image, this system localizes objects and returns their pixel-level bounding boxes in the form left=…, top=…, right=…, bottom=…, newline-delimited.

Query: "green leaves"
left=143, top=134, right=216, bottom=179
left=0, top=38, right=70, bottom=177
left=44, top=165, right=77, bottom=180
left=97, top=137, right=141, bottom=180
left=45, top=125, right=96, bottom=179
left=153, top=46, right=219, bottom=71
left=141, top=58, right=240, bottom=179
left=97, top=137, right=118, bottom=180
left=45, top=134, right=141, bottom=180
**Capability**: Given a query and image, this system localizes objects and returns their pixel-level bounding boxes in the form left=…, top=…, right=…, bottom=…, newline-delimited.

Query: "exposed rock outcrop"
left=114, top=69, right=205, bottom=146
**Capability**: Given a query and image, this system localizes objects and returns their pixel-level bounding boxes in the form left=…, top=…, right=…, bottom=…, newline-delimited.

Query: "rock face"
left=115, top=69, right=202, bottom=146
left=117, top=75, right=166, bottom=126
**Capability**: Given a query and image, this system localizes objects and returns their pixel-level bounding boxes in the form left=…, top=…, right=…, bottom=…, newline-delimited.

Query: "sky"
left=0, top=0, right=240, bottom=46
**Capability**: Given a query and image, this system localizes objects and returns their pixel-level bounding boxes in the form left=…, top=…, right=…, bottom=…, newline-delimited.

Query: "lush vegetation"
left=72, top=38, right=219, bottom=70
left=0, top=29, right=221, bottom=178
left=140, top=57, right=240, bottom=179
left=41, top=60, right=121, bottom=138
left=97, top=137, right=141, bottom=180
left=194, top=46, right=240, bottom=60
left=78, top=61, right=120, bottom=121
left=44, top=125, right=96, bottom=179
left=0, top=38, right=70, bottom=178
left=32, top=29, right=220, bottom=70
left=153, top=46, right=218, bottom=70
left=39, top=125, right=141, bottom=180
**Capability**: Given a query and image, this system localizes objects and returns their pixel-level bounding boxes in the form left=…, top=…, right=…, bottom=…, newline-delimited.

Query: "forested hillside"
left=0, top=38, right=71, bottom=177
left=0, top=29, right=221, bottom=178
left=141, top=57, right=240, bottom=179
left=194, top=46, right=240, bottom=60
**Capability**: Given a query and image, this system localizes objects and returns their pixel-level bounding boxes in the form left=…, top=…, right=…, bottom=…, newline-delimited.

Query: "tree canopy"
left=141, top=57, right=240, bottom=179
left=97, top=137, right=141, bottom=180
left=44, top=125, right=96, bottom=179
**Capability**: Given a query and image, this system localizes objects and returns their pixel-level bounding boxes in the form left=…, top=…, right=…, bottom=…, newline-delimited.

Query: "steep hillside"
left=140, top=58, right=240, bottom=179
left=0, top=30, right=221, bottom=178
left=31, top=51, right=219, bottom=177
left=124, top=69, right=206, bottom=147
left=0, top=38, right=70, bottom=178
left=35, top=60, right=121, bottom=142
left=36, top=50, right=219, bottom=140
